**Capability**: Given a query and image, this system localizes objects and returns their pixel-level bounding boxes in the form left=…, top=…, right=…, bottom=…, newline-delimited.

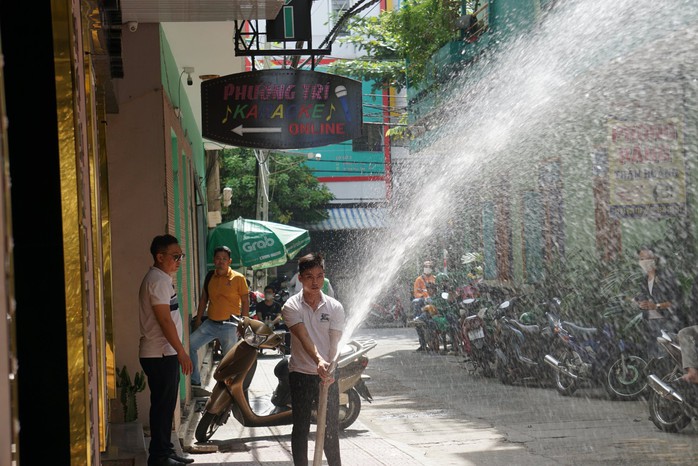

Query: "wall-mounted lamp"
left=183, top=66, right=195, bottom=86
left=307, top=153, right=322, bottom=160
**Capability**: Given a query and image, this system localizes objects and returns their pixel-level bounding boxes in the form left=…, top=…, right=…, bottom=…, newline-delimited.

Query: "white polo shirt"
left=282, top=290, right=345, bottom=375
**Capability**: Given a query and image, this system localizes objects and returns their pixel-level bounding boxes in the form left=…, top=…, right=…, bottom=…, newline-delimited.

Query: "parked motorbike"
left=418, top=292, right=464, bottom=354
left=366, top=301, right=406, bottom=327
left=544, top=307, right=648, bottom=400
left=460, top=297, right=496, bottom=377
left=366, top=293, right=406, bottom=327
left=647, top=329, right=698, bottom=432
left=493, top=296, right=559, bottom=385
left=195, top=317, right=376, bottom=443
left=275, top=287, right=290, bottom=304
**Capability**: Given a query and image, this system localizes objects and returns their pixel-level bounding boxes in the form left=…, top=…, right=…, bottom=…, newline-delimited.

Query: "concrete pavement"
left=176, top=346, right=428, bottom=465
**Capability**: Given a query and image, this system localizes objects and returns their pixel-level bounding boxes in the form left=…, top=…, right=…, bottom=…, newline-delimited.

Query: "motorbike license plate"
left=468, top=328, right=485, bottom=340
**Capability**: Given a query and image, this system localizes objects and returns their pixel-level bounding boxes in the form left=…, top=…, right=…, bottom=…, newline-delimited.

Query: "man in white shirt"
left=138, top=234, right=193, bottom=466
left=281, top=253, right=345, bottom=466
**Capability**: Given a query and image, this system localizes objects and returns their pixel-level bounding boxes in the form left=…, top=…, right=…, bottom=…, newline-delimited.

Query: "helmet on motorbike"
left=519, top=312, right=536, bottom=325
left=422, top=304, right=438, bottom=316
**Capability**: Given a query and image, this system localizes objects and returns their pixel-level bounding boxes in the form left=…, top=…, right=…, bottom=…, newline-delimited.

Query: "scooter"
left=544, top=307, right=648, bottom=400
left=647, top=329, right=698, bottom=432
left=493, top=297, right=558, bottom=385
left=366, top=301, right=406, bottom=327
left=366, top=292, right=406, bottom=327
left=460, top=298, right=496, bottom=377
left=195, top=317, right=376, bottom=443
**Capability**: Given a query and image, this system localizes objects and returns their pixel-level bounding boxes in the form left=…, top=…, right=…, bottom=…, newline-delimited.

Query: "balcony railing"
left=407, top=3, right=491, bottom=119
left=457, top=2, right=489, bottom=43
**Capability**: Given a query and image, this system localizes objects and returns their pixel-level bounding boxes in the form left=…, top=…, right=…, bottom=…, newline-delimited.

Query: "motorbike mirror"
left=500, top=300, right=510, bottom=309
left=441, top=292, right=450, bottom=300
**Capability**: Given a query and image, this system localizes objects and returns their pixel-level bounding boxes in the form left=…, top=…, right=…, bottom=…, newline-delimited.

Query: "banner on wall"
left=607, top=118, right=686, bottom=218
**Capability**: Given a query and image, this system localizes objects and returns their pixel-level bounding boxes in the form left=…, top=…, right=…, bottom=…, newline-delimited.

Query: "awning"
left=300, top=207, right=388, bottom=231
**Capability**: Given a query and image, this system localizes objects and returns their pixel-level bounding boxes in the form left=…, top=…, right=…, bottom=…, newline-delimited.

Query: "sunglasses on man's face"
left=164, top=252, right=186, bottom=262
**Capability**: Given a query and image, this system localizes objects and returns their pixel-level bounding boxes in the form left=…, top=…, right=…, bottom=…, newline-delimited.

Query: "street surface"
left=181, top=327, right=698, bottom=465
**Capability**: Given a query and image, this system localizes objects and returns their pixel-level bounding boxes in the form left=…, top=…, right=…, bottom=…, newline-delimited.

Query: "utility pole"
left=253, top=148, right=270, bottom=291
left=255, top=149, right=270, bottom=222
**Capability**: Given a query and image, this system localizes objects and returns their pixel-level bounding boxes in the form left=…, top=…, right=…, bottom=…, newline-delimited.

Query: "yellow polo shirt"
left=206, top=268, right=248, bottom=321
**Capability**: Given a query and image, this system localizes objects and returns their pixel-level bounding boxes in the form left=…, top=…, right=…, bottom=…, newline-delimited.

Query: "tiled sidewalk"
left=177, top=348, right=427, bottom=465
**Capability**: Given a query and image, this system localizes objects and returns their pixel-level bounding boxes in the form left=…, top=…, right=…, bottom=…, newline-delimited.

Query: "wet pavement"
left=178, top=327, right=698, bottom=465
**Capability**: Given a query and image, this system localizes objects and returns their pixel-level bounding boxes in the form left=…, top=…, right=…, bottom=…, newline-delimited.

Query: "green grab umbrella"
left=207, top=217, right=311, bottom=270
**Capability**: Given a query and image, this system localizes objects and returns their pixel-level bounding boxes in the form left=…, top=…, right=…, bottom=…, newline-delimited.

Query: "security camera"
left=187, top=75, right=193, bottom=86
left=127, top=21, right=138, bottom=33
left=315, top=153, right=322, bottom=160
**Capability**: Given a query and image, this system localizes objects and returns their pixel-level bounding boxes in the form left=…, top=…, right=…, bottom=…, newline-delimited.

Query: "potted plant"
left=116, top=365, right=146, bottom=422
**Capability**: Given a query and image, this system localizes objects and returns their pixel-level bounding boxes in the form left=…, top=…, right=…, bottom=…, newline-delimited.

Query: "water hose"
left=313, top=361, right=336, bottom=466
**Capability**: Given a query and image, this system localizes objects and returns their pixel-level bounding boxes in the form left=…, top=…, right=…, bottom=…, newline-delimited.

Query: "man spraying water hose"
left=281, top=252, right=345, bottom=466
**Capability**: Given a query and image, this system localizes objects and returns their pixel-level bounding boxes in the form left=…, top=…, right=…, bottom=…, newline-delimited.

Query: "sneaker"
left=192, top=386, right=211, bottom=397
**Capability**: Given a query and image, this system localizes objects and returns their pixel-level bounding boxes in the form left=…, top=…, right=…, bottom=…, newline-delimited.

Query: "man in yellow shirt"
left=190, top=246, right=249, bottom=392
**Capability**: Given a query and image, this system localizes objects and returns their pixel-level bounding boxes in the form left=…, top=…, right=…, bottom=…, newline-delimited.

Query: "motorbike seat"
left=512, top=320, right=539, bottom=333
left=563, top=321, right=597, bottom=336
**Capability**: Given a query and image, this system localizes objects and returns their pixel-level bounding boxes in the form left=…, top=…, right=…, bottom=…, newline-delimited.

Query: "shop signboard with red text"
left=202, top=69, right=362, bottom=149
left=608, top=118, right=686, bottom=218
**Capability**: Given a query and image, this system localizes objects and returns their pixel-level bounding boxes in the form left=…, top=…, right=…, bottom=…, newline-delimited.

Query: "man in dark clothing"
left=256, top=285, right=291, bottom=352
left=634, top=246, right=684, bottom=359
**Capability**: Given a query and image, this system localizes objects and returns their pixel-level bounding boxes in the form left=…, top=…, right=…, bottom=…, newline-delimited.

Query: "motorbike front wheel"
left=195, top=410, right=229, bottom=443
left=554, top=347, right=578, bottom=396
left=648, top=373, right=692, bottom=433
left=605, top=355, right=648, bottom=400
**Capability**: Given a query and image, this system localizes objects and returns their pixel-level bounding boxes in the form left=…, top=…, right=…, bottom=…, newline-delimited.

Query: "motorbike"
left=460, top=297, right=496, bottom=377
left=275, top=287, right=290, bottom=304
left=366, top=292, right=406, bottom=327
left=647, top=329, right=698, bottom=432
left=544, top=306, right=648, bottom=400
left=195, top=317, right=377, bottom=443
left=493, top=296, right=559, bottom=385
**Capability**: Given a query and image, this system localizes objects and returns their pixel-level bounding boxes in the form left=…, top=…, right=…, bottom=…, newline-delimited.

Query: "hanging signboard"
left=202, top=69, right=363, bottom=149
left=607, top=118, right=686, bottom=218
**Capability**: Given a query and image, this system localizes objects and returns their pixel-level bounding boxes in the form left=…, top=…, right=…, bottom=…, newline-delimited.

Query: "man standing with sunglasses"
left=138, top=234, right=194, bottom=466
left=189, top=245, right=249, bottom=395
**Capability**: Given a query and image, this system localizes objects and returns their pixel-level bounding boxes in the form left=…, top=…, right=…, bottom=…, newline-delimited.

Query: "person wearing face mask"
left=411, top=260, right=437, bottom=351
left=634, top=246, right=684, bottom=359
left=256, top=285, right=291, bottom=353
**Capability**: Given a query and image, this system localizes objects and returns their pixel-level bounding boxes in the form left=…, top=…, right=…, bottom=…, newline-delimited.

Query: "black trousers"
left=289, top=371, right=341, bottom=466
left=140, top=355, right=180, bottom=460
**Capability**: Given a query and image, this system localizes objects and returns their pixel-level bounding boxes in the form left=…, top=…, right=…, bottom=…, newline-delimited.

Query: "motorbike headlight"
left=243, top=325, right=269, bottom=347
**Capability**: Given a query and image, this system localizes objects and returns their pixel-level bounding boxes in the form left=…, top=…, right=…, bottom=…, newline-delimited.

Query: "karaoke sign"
left=202, top=69, right=363, bottom=149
